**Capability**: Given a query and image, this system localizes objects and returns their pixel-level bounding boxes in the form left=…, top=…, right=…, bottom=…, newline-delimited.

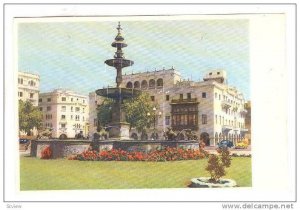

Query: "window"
left=215, top=93, right=217, bottom=99
left=83, top=100, right=85, bottom=103
left=71, top=106, right=73, bottom=112
left=30, top=93, right=34, bottom=98
left=187, top=93, right=191, bottom=100
left=217, top=72, right=220, bottom=75
left=134, top=81, right=140, bottom=89
left=18, top=78, right=23, bottom=84
left=141, top=80, right=148, bottom=89
left=61, top=106, right=66, bottom=112
left=75, top=115, right=80, bottom=121
left=47, top=98, right=51, bottom=102
left=219, top=94, right=221, bottom=100
left=180, top=94, right=183, bottom=100
left=165, top=116, right=170, bottom=125
left=47, top=106, right=51, bottom=111
left=83, top=108, right=85, bottom=113
left=215, top=115, right=218, bottom=124
left=71, top=115, right=73, bottom=120
left=82, top=116, right=85, bottom=121
left=46, top=114, right=52, bottom=120
left=62, top=97, right=66, bottom=101
left=202, top=114, right=207, bottom=124
left=28, top=80, right=35, bottom=86
left=151, top=96, right=155, bottom=101
left=209, top=72, right=212, bottom=75
left=157, top=78, right=163, bottom=87
left=149, top=79, right=155, bottom=89
left=61, top=124, right=66, bottom=128
left=39, top=98, right=42, bottom=102
left=126, top=82, right=133, bottom=88
left=39, top=107, right=43, bottom=111
left=71, top=98, right=73, bottom=102
left=202, top=92, right=206, bottom=98
left=166, top=95, right=170, bottom=101
left=18, top=92, right=23, bottom=97
left=75, top=107, right=80, bottom=112
left=61, top=115, right=66, bottom=119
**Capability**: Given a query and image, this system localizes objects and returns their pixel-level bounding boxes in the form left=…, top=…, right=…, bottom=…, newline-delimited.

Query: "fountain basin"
left=30, top=139, right=200, bottom=159
left=96, top=87, right=140, bottom=99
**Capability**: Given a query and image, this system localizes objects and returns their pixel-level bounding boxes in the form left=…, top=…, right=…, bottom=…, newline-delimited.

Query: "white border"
left=3, top=3, right=297, bottom=204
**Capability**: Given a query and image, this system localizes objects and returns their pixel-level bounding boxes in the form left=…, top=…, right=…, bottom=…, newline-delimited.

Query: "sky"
left=18, top=18, right=250, bottom=99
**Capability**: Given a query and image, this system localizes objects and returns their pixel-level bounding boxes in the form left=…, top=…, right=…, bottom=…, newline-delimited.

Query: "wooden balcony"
left=170, top=98, right=198, bottom=104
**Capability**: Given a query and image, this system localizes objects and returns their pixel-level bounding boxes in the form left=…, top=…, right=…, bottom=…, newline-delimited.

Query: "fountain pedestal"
left=108, top=122, right=131, bottom=140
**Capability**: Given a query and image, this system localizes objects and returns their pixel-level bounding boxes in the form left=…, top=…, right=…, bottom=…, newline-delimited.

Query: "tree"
left=205, top=148, right=232, bottom=183
left=96, top=98, right=114, bottom=128
left=96, top=92, right=155, bottom=133
left=19, top=100, right=43, bottom=135
left=123, top=92, right=155, bottom=133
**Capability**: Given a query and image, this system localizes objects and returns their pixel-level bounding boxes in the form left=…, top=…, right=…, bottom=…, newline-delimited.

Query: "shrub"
left=41, top=146, right=52, bottom=159
left=205, top=148, right=231, bottom=183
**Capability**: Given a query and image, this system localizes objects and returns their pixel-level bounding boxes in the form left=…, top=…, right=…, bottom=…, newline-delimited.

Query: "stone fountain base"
left=30, top=139, right=200, bottom=159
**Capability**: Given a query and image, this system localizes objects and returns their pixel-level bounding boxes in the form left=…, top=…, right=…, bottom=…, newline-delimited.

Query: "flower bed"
left=69, top=147, right=208, bottom=162
left=41, top=146, right=52, bottom=159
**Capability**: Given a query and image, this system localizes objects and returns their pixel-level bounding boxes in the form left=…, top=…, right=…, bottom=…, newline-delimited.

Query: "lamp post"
left=147, top=107, right=162, bottom=140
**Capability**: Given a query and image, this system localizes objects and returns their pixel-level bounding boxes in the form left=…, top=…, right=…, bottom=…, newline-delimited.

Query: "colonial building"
left=38, top=89, right=89, bottom=139
left=244, top=101, right=251, bottom=144
left=18, top=71, right=40, bottom=106
left=88, top=91, right=102, bottom=136
left=89, top=68, right=248, bottom=146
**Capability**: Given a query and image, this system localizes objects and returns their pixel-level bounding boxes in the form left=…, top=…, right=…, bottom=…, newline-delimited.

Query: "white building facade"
left=18, top=71, right=40, bottom=106
left=38, top=89, right=89, bottom=139
left=89, top=68, right=248, bottom=146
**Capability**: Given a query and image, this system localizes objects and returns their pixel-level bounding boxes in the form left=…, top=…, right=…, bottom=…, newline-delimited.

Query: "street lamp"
left=147, top=107, right=162, bottom=140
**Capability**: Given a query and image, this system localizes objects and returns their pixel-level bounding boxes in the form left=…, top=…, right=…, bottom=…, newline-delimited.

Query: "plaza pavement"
left=204, top=145, right=251, bottom=156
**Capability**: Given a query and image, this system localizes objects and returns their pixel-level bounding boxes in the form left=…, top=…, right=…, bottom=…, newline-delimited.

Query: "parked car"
left=218, top=140, right=234, bottom=149
left=19, top=139, right=29, bottom=144
left=235, top=140, right=248, bottom=149
left=19, top=139, right=30, bottom=151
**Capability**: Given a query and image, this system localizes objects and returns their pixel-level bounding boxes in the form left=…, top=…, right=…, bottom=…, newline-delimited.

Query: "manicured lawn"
left=20, top=155, right=251, bottom=190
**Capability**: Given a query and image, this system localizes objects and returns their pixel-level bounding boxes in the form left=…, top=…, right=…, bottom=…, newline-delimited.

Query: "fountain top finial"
left=117, top=22, right=122, bottom=33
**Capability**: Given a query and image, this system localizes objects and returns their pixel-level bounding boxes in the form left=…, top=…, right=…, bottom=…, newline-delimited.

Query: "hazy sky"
left=18, top=19, right=250, bottom=99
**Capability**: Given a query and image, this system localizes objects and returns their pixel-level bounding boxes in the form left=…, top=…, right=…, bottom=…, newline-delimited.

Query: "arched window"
left=141, top=132, right=148, bottom=140
left=141, top=80, right=148, bottom=89
left=157, top=78, right=163, bottom=88
left=134, top=81, right=140, bottom=89
left=131, top=133, right=138, bottom=140
left=126, top=82, right=133, bottom=88
left=149, top=79, right=155, bottom=89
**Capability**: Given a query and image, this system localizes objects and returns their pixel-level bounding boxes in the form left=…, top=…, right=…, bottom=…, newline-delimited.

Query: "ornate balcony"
left=170, top=98, right=198, bottom=104
left=221, top=100, right=232, bottom=109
